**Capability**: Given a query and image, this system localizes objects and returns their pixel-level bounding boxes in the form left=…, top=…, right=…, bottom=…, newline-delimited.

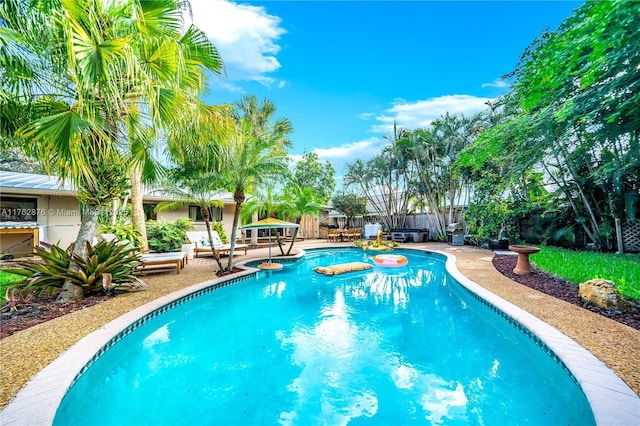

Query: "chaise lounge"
left=100, top=233, right=188, bottom=274
left=186, top=231, right=248, bottom=258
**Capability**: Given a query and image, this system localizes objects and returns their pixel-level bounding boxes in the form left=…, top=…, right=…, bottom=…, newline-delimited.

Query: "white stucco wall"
left=1, top=192, right=239, bottom=254
left=38, top=195, right=82, bottom=249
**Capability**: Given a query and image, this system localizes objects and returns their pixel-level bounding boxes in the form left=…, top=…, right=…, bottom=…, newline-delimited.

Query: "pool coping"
left=1, top=247, right=638, bottom=425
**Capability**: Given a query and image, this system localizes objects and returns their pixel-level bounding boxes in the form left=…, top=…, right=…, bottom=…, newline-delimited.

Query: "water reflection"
left=277, top=278, right=471, bottom=425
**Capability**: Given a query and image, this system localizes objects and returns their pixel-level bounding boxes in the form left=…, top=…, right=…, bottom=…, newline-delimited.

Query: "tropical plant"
left=232, top=95, right=293, bottom=244
left=406, top=113, right=480, bottom=240
left=218, top=124, right=288, bottom=271
left=456, top=0, right=640, bottom=251
left=3, top=240, right=145, bottom=300
left=146, top=219, right=193, bottom=253
left=153, top=165, right=226, bottom=269
left=0, top=0, right=223, bottom=300
left=344, top=126, right=415, bottom=231
left=209, top=221, right=228, bottom=244
left=279, top=183, right=324, bottom=255
left=99, top=224, right=143, bottom=248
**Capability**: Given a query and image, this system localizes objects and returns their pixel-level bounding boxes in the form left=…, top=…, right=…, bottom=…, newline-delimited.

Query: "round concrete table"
left=509, top=245, right=540, bottom=275
left=257, top=262, right=283, bottom=271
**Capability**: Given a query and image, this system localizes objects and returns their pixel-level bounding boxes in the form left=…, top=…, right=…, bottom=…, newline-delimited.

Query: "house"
left=0, top=170, right=238, bottom=255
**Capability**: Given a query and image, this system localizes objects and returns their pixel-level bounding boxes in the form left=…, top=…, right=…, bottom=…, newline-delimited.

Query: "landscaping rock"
left=578, top=279, right=635, bottom=312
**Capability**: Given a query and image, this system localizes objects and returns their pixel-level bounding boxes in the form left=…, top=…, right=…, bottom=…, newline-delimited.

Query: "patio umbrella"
left=240, top=218, right=299, bottom=270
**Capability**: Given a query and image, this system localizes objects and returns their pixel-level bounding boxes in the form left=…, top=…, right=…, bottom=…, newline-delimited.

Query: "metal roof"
left=0, top=170, right=73, bottom=193
left=0, top=170, right=235, bottom=204
left=0, top=221, right=41, bottom=229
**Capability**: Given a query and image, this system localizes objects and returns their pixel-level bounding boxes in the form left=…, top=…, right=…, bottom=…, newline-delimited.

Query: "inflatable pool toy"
left=354, top=230, right=399, bottom=251
left=372, top=254, right=408, bottom=268
left=314, top=262, right=373, bottom=275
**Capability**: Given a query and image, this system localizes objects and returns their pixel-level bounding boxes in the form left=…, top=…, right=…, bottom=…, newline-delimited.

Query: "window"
left=143, top=203, right=157, bottom=221
left=189, top=205, right=222, bottom=222
left=0, top=196, right=39, bottom=222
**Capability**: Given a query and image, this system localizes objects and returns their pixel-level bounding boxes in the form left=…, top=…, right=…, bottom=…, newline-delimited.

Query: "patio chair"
left=346, top=228, right=362, bottom=241
left=99, top=233, right=187, bottom=274
left=327, top=229, right=339, bottom=242
left=186, top=231, right=248, bottom=258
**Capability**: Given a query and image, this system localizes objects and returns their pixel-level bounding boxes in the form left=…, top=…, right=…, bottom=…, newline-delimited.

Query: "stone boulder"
left=578, top=279, right=635, bottom=312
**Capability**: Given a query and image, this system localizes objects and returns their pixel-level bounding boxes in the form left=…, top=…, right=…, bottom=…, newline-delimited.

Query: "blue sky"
left=188, top=0, right=583, bottom=186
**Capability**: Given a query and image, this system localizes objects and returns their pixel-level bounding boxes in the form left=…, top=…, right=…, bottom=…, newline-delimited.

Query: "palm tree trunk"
left=226, top=202, right=243, bottom=271
left=130, top=164, right=149, bottom=252
left=110, top=198, right=118, bottom=226
left=285, top=227, right=298, bottom=255
left=201, top=207, right=224, bottom=271
left=251, top=212, right=258, bottom=245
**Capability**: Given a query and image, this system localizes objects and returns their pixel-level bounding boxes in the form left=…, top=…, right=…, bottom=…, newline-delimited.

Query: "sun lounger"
left=186, top=231, right=248, bottom=258
left=100, top=233, right=188, bottom=274
left=139, top=252, right=188, bottom=274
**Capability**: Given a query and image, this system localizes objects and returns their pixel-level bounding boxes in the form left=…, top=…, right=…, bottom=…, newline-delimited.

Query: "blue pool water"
left=54, top=248, right=595, bottom=425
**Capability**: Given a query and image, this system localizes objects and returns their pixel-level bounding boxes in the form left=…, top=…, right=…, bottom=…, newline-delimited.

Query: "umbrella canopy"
left=239, top=217, right=300, bottom=230
left=240, top=218, right=299, bottom=269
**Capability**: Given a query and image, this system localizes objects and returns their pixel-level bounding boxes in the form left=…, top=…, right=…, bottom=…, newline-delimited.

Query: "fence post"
left=615, top=217, right=624, bottom=254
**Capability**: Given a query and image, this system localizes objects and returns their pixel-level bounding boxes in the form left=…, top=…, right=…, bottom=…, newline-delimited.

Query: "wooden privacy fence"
left=342, top=213, right=444, bottom=240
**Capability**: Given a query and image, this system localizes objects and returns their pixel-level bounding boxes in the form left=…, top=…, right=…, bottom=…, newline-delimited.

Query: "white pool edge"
left=439, top=250, right=640, bottom=425
left=1, top=248, right=638, bottom=425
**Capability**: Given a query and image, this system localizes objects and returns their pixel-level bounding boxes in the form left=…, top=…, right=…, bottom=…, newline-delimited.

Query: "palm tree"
left=233, top=95, right=293, bottom=244
left=279, top=183, right=324, bottom=255
left=116, top=1, right=224, bottom=252
left=154, top=167, right=227, bottom=271
left=1, top=0, right=223, bottom=300
left=218, top=124, right=288, bottom=271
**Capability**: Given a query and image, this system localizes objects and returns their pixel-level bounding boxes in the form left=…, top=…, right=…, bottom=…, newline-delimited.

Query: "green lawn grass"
left=532, top=246, right=640, bottom=301
left=0, top=269, right=23, bottom=299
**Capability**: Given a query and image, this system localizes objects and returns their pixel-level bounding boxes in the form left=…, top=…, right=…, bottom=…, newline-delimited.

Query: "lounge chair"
left=99, top=233, right=187, bottom=274
left=139, top=251, right=188, bottom=274
left=186, top=231, right=248, bottom=258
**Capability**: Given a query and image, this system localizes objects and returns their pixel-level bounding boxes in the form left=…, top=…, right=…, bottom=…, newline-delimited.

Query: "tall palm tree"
left=233, top=95, right=293, bottom=244
left=117, top=1, right=224, bottom=252
left=218, top=124, right=288, bottom=271
left=0, top=0, right=223, bottom=300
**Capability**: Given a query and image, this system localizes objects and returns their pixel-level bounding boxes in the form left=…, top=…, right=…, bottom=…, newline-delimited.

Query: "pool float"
left=314, top=262, right=373, bottom=275
left=355, top=230, right=399, bottom=251
left=372, top=254, right=408, bottom=268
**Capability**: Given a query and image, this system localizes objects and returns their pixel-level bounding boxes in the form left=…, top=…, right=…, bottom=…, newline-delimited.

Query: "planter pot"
left=488, top=239, right=509, bottom=250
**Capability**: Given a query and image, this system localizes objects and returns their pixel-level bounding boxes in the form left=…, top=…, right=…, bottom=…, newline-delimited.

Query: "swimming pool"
left=0, top=243, right=640, bottom=426
left=52, top=248, right=595, bottom=425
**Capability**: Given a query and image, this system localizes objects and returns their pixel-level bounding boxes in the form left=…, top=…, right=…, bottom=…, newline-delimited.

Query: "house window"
left=143, top=203, right=157, bottom=221
left=189, top=205, right=222, bottom=222
left=0, top=196, right=39, bottom=222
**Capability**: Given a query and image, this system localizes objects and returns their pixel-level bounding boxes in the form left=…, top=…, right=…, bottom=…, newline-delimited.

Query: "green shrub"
left=100, top=224, right=143, bottom=247
left=210, top=221, right=227, bottom=243
left=3, top=240, right=146, bottom=299
left=146, top=219, right=194, bottom=253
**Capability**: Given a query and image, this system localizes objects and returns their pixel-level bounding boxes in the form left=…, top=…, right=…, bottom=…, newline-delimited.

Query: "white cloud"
left=481, top=78, right=509, bottom=88
left=310, top=137, right=389, bottom=185
left=189, top=0, right=286, bottom=87
left=315, top=138, right=386, bottom=161
left=371, top=94, right=494, bottom=134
